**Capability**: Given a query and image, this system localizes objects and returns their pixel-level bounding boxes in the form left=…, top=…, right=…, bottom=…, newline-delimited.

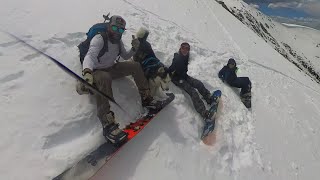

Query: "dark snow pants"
left=229, top=77, right=251, bottom=95
left=172, top=76, right=211, bottom=117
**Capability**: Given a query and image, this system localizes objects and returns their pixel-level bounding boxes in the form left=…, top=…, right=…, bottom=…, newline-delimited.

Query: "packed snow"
left=1, top=0, right=320, bottom=180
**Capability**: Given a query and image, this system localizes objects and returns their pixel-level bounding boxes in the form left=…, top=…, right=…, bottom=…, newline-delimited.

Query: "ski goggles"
left=111, top=25, right=125, bottom=33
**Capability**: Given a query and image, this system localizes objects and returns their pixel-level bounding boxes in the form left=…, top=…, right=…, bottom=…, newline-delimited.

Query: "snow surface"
left=1, top=0, right=320, bottom=179
left=220, top=0, right=320, bottom=84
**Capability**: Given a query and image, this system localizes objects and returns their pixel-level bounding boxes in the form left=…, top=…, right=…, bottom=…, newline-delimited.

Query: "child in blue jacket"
left=219, top=58, right=251, bottom=108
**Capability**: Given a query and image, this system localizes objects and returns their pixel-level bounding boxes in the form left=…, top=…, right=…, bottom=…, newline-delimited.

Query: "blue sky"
left=243, top=0, right=320, bottom=30
left=243, top=0, right=320, bottom=19
left=258, top=3, right=309, bottom=18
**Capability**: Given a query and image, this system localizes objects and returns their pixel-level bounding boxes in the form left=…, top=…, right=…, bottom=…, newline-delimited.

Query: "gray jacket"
left=82, top=34, right=135, bottom=71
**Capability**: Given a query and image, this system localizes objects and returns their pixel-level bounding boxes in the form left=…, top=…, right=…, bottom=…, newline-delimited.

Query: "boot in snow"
left=101, top=111, right=128, bottom=145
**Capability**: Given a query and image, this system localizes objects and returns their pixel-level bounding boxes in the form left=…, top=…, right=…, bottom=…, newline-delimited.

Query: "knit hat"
left=136, top=27, right=149, bottom=40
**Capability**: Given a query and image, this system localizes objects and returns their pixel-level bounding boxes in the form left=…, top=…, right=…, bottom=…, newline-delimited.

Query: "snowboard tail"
left=53, top=93, right=175, bottom=180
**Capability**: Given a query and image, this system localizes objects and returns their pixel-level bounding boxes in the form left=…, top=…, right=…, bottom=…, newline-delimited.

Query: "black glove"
left=131, top=35, right=140, bottom=52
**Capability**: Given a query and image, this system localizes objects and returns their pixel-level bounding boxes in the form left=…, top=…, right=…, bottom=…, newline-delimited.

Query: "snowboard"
left=201, top=90, right=222, bottom=140
left=53, top=93, right=175, bottom=180
left=240, top=92, right=251, bottom=109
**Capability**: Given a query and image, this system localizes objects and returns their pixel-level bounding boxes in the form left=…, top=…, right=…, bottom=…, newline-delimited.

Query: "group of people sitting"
left=77, top=15, right=251, bottom=144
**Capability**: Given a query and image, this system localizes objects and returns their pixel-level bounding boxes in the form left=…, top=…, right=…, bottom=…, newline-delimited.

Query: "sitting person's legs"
left=230, top=77, right=251, bottom=95
left=186, top=76, right=212, bottom=104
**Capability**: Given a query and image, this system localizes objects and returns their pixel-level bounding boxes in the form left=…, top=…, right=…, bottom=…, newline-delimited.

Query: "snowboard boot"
left=140, top=90, right=162, bottom=111
left=202, top=90, right=221, bottom=120
left=205, top=91, right=220, bottom=105
left=101, top=111, right=128, bottom=145
left=240, top=92, right=251, bottom=108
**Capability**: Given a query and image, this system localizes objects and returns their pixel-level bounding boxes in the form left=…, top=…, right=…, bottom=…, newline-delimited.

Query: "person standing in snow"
left=167, top=42, right=215, bottom=118
left=79, top=15, right=159, bottom=144
left=218, top=58, right=251, bottom=108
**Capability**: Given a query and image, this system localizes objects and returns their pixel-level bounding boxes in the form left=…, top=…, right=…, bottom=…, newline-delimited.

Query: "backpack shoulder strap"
left=97, top=32, right=108, bottom=62
left=118, top=42, right=121, bottom=56
left=115, top=40, right=122, bottom=62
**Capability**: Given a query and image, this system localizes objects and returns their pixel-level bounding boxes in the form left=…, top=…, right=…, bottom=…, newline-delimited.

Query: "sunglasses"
left=111, top=25, right=125, bottom=33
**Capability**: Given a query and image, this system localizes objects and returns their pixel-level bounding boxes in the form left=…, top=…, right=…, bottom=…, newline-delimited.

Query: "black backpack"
left=77, top=14, right=121, bottom=64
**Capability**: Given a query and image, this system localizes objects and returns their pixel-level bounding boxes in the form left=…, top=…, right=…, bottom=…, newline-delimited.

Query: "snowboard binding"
left=201, top=90, right=221, bottom=139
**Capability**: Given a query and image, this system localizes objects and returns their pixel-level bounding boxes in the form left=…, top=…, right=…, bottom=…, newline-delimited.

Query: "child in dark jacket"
left=133, top=27, right=160, bottom=79
left=167, top=42, right=215, bottom=118
left=133, top=29, right=156, bottom=62
left=218, top=58, right=252, bottom=108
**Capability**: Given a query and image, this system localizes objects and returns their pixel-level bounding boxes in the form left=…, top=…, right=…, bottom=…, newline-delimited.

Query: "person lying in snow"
left=218, top=58, right=252, bottom=108
left=167, top=42, right=216, bottom=119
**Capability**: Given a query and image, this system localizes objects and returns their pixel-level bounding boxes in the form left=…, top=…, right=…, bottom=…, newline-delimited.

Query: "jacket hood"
left=227, top=58, right=236, bottom=66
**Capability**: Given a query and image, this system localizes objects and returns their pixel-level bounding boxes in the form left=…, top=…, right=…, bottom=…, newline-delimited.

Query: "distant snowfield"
left=1, top=0, right=320, bottom=180
left=282, top=23, right=319, bottom=31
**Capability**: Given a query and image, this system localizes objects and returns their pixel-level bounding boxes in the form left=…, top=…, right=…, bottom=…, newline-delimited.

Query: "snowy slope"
left=1, top=0, right=320, bottom=180
left=218, top=0, right=320, bottom=84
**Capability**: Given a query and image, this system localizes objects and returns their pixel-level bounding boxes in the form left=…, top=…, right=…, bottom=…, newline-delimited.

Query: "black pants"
left=229, top=77, right=251, bottom=95
left=172, top=76, right=211, bottom=117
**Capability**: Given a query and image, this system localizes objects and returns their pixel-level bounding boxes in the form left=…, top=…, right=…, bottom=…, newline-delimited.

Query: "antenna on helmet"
left=103, top=13, right=111, bottom=22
